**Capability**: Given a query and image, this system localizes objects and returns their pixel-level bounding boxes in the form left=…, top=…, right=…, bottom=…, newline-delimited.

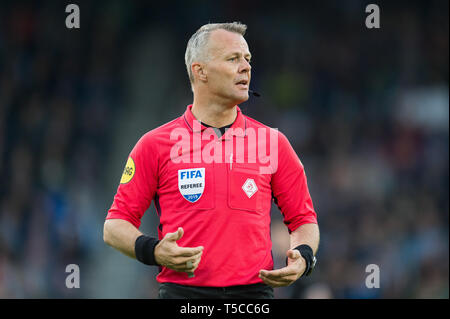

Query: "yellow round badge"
left=120, top=157, right=135, bottom=184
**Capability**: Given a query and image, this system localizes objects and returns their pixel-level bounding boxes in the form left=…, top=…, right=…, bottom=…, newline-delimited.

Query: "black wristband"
left=135, top=235, right=160, bottom=266
left=286, top=244, right=315, bottom=277
left=294, top=244, right=314, bottom=276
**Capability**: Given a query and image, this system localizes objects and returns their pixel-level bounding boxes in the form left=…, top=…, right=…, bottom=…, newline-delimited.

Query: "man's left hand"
left=259, top=249, right=306, bottom=287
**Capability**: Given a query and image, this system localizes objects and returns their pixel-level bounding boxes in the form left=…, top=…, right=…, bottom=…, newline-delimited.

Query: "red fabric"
left=106, top=105, right=317, bottom=287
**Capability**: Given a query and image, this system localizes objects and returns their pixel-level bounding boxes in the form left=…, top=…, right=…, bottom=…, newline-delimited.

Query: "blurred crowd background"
left=0, top=0, right=448, bottom=298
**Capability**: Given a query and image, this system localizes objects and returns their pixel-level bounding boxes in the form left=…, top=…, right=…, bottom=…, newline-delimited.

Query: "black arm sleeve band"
left=135, top=235, right=160, bottom=266
left=285, top=244, right=314, bottom=276
left=294, top=244, right=314, bottom=276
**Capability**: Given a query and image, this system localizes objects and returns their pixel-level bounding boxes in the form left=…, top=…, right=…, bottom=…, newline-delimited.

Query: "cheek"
left=210, top=69, right=234, bottom=86
left=206, top=64, right=239, bottom=92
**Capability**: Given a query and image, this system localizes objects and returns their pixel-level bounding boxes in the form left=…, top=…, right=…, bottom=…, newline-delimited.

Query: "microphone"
left=249, top=89, right=261, bottom=97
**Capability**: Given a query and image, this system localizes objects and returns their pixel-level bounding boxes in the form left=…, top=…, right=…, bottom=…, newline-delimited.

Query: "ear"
left=192, top=62, right=207, bottom=82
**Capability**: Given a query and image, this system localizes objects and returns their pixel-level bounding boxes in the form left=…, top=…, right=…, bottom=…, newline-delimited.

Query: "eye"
left=229, top=57, right=237, bottom=62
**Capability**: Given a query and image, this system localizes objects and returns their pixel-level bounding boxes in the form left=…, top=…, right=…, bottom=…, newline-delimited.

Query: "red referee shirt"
left=106, top=105, right=317, bottom=287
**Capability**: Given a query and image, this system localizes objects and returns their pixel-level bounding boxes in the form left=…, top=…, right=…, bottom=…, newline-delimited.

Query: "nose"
left=239, top=58, right=251, bottom=73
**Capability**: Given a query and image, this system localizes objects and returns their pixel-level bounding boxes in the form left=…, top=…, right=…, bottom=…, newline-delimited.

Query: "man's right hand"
left=154, top=227, right=204, bottom=274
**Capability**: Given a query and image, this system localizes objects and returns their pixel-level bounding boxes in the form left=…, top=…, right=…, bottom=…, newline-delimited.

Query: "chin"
left=235, top=92, right=249, bottom=104
left=221, top=90, right=249, bottom=106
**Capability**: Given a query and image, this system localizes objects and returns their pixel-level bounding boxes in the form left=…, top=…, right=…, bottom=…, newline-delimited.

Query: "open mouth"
left=236, top=80, right=249, bottom=89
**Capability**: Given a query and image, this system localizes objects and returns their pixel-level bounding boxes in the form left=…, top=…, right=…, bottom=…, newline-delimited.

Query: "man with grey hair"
left=185, top=22, right=248, bottom=90
left=104, top=22, right=320, bottom=299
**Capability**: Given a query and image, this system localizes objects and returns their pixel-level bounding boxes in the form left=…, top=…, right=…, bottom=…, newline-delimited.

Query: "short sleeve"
left=106, top=133, right=158, bottom=228
left=271, top=132, right=317, bottom=233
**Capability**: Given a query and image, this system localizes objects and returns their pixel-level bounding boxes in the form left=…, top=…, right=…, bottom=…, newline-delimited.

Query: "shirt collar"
left=183, top=104, right=247, bottom=138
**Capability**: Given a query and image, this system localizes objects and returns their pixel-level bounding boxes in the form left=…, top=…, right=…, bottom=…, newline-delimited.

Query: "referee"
left=103, top=22, right=320, bottom=299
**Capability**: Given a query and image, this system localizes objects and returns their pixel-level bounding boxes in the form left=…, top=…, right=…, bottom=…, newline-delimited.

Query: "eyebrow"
left=228, top=52, right=252, bottom=60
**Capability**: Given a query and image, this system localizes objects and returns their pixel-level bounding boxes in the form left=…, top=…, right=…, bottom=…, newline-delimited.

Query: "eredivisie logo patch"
left=120, top=157, right=135, bottom=184
left=178, top=168, right=205, bottom=203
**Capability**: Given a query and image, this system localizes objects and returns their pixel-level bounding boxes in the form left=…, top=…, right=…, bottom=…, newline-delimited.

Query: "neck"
left=192, top=94, right=237, bottom=128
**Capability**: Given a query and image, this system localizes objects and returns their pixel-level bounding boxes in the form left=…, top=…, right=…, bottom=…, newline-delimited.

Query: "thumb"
left=287, top=249, right=301, bottom=260
left=165, top=227, right=184, bottom=242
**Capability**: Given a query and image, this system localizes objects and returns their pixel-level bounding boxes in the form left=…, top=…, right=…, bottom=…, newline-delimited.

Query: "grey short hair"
left=185, top=22, right=247, bottom=87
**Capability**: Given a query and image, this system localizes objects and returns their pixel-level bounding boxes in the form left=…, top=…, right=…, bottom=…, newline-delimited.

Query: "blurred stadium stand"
left=0, top=0, right=448, bottom=298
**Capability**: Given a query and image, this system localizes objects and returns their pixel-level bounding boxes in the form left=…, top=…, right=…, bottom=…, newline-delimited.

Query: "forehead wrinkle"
left=207, top=29, right=249, bottom=59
